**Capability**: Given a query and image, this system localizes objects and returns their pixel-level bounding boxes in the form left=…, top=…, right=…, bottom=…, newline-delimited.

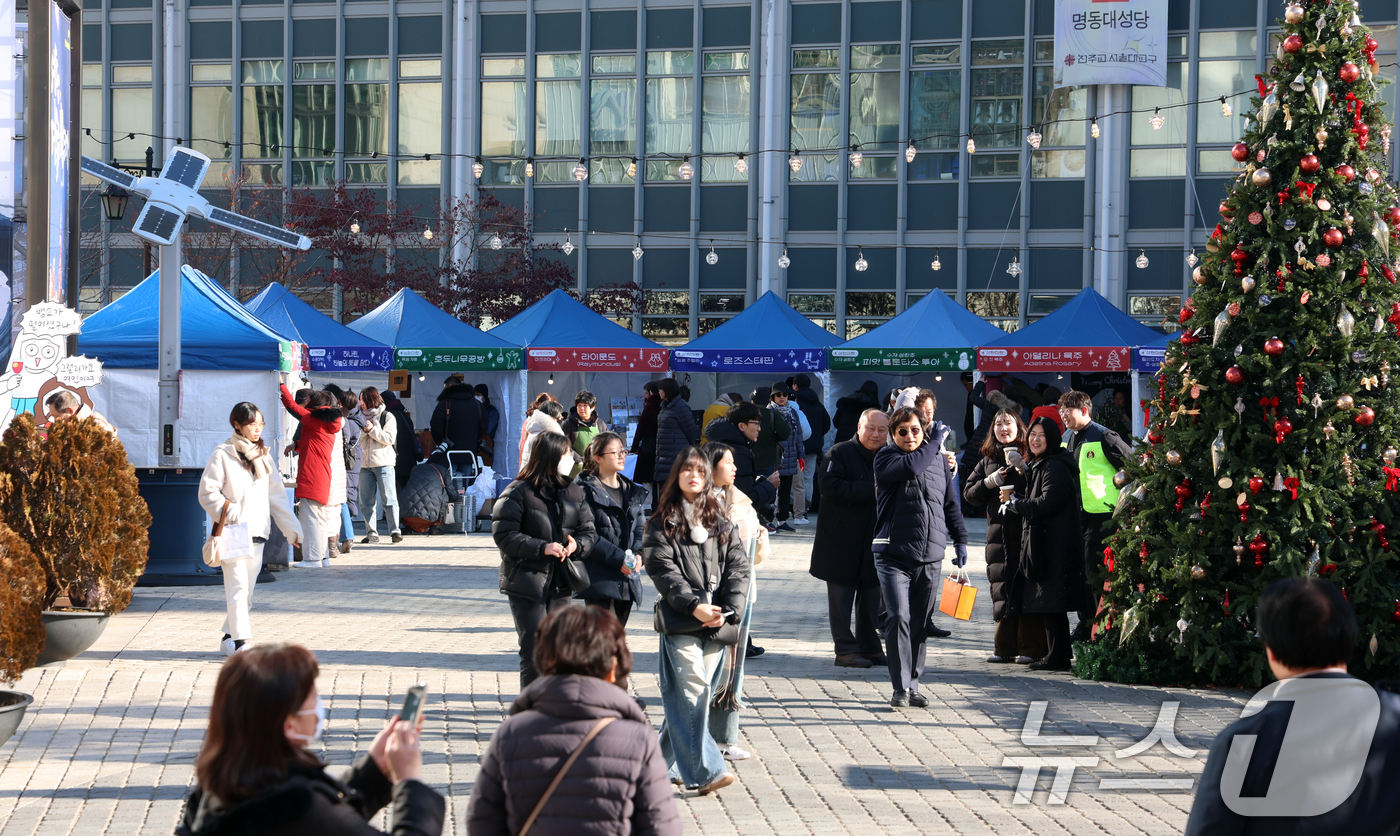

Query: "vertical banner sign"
left=46, top=3, right=70, bottom=304
left=1053, top=0, right=1168, bottom=89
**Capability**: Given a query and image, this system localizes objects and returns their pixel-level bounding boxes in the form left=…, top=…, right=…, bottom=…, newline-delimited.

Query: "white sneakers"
left=293, top=560, right=323, bottom=568
left=719, top=744, right=751, bottom=761
left=793, top=516, right=810, bottom=525
left=219, top=637, right=237, bottom=657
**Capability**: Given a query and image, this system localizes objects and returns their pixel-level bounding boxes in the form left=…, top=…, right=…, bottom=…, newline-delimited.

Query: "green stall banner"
left=277, top=341, right=300, bottom=373
left=395, top=347, right=524, bottom=371
left=828, top=347, right=977, bottom=372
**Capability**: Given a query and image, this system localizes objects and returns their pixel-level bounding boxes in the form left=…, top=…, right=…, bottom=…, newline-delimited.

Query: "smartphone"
left=400, top=683, right=427, bottom=725
left=719, top=610, right=735, bottom=619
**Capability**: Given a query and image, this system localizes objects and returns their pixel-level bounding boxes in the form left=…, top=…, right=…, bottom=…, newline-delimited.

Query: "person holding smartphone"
left=492, top=431, right=597, bottom=690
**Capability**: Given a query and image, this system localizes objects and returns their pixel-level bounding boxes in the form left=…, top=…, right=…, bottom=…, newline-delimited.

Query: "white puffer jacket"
left=361, top=405, right=398, bottom=469
left=199, top=441, right=303, bottom=543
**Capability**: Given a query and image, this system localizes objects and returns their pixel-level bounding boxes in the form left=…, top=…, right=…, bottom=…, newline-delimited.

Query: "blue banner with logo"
left=308, top=346, right=395, bottom=372
left=670, top=348, right=828, bottom=373
left=1133, top=345, right=1166, bottom=373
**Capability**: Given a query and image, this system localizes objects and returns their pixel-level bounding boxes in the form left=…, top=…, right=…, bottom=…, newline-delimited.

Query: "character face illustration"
left=19, top=337, right=63, bottom=373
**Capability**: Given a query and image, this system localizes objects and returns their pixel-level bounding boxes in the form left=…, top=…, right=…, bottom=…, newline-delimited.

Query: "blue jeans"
left=658, top=633, right=728, bottom=788
left=360, top=465, right=400, bottom=535
left=340, top=503, right=354, bottom=542
left=708, top=575, right=756, bottom=746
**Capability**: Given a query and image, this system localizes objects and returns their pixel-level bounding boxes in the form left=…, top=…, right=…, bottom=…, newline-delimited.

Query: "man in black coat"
left=810, top=408, right=888, bottom=669
left=1187, top=578, right=1400, bottom=835
left=430, top=379, right=486, bottom=457
left=832, top=380, right=881, bottom=444
left=704, top=402, right=779, bottom=512
left=790, top=373, right=831, bottom=518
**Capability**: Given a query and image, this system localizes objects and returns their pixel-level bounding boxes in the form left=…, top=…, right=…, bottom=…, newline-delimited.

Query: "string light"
left=789, top=151, right=803, bottom=172
left=547, top=374, right=554, bottom=385
left=966, top=138, right=976, bottom=154
left=524, top=158, right=534, bottom=177
left=417, top=372, right=426, bottom=382
left=627, top=157, right=637, bottom=178
left=1150, top=108, right=1165, bottom=130
left=706, top=240, right=718, bottom=265
left=905, top=141, right=917, bottom=163
left=423, top=226, right=434, bottom=241
left=472, top=158, right=484, bottom=179
left=854, top=248, right=868, bottom=272
left=1006, top=257, right=1022, bottom=278
left=932, top=250, right=942, bottom=271
left=734, top=153, right=747, bottom=174
left=572, top=158, right=588, bottom=181
left=679, top=157, right=694, bottom=180
left=633, top=239, right=644, bottom=260
left=1220, top=96, right=1232, bottom=117
left=935, top=373, right=943, bottom=382
left=1025, top=128, right=1042, bottom=149
left=489, top=233, right=502, bottom=250
left=349, top=217, right=360, bottom=235
left=778, top=248, right=790, bottom=269
left=1187, top=248, right=1199, bottom=267
left=562, top=229, right=574, bottom=256
left=1135, top=249, right=1148, bottom=269
left=849, top=145, right=863, bottom=168
left=1091, top=119, right=1100, bottom=139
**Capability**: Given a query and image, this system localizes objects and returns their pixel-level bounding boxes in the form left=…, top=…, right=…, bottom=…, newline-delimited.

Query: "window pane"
left=970, top=153, right=1019, bottom=177
left=851, top=44, right=899, bottom=70
left=190, top=86, right=234, bottom=159
left=1031, top=149, right=1086, bottom=178
left=790, top=72, right=839, bottom=151
left=789, top=152, right=838, bottom=182
left=700, top=293, right=744, bottom=313
left=1032, top=67, right=1086, bottom=146
left=701, top=75, right=749, bottom=154
left=294, top=61, right=336, bottom=80
left=909, top=69, right=960, bottom=150
left=701, top=155, right=747, bottom=182
left=1129, top=147, right=1186, bottom=177
left=243, top=60, right=284, bottom=84
left=1196, top=60, right=1250, bottom=144
left=112, top=65, right=152, bottom=83
left=788, top=294, right=834, bottom=313
left=242, top=86, right=284, bottom=158
left=1198, top=148, right=1246, bottom=173
left=1034, top=41, right=1054, bottom=61
left=537, top=53, right=581, bottom=78
left=191, top=64, right=232, bottom=82
left=646, top=77, right=693, bottom=156
left=592, top=54, right=636, bottom=75
left=400, top=83, right=442, bottom=155
left=81, top=89, right=102, bottom=159
left=482, top=158, right=525, bottom=185
left=647, top=51, right=694, bottom=75
left=482, top=57, right=525, bottom=77
left=792, top=49, right=838, bottom=69
left=907, top=152, right=958, bottom=180
left=1131, top=63, right=1189, bottom=145
left=292, top=85, right=335, bottom=158
left=344, top=161, right=388, bottom=184
left=703, top=51, right=749, bottom=72
left=590, top=157, right=634, bottom=185
left=850, top=72, right=900, bottom=148
left=347, top=58, right=390, bottom=81
left=645, top=292, right=690, bottom=315
left=591, top=78, right=637, bottom=156
left=965, top=291, right=1019, bottom=317
left=401, top=59, right=441, bottom=78
left=849, top=156, right=898, bottom=179
left=847, top=292, right=895, bottom=316
left=698, top=317, right=731, bottom=334
left=241, top=163, right=283, bottom=185
left=1028, top=294, right=1072, bottom=315
left=642, top=317, right=690, bottom=344
left=111, top=87, right=154, bottom=162
left=398, top=159, right=440, bottom=185
left=912, top=45, right=959, bottom=66
left=1129, top=295, right=1181, bottom=318
left=344, top=84, right=388, bottom=156
left=1198, top=30, right=1256, bottom=58
left=481, top=81, right=526, bottom=156
left=971, top=39, right=1023, bottom=65
left=534, top=162, right=575, bottom=182
left=970, top=65, right=1022, bottom=149
left=846, top=319, right=886, bottom=339
left=82, top=63, right=101, bottom=86
left=290, top=161, right=334, bottom=186
left=536, top=80, right=581, bottom=157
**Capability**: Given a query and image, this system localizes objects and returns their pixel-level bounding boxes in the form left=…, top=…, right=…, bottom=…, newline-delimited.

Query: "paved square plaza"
left=0, top=519, right=1251, bottom=835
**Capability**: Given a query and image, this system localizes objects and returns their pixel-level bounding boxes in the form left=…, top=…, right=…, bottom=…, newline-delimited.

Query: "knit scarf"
left=229, top=433, right=273, bottom=480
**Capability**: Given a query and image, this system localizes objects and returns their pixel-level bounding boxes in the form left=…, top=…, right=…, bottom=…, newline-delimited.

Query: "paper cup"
left=999, top=485, right=1014, bottom=503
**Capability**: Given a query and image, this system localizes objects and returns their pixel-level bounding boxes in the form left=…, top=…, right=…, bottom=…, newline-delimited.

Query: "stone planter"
left=36, top=610, right=110, bottom=665
left=0, top=691, right=32, bottom=746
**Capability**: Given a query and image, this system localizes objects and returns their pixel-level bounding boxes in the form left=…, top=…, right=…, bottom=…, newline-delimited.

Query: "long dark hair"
left=979, top=407, right=1027, bottom=460
left=581, top=431, right=625, bottom=475
left=195, top=643, right=321, bottom=803
left=650, top=445, right=724, bottom=536
left=228, top=402, right=267, bottom=474
left=520, top=430, right=572, bottom=492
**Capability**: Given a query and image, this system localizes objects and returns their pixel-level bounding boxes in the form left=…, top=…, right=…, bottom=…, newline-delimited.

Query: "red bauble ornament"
left=1231, top=245, right=1250, bottom=276
left=1174, top=479, right=1194, bottom=512
left=1360, top=260, right=1371, bottom=283
left=1337, top=164, right=1356, bottom=183
left=1340, top=62, right=1361, bottom=83
left=1387, top=206, right=1400, bottom=228
left=1283, top=34, right=1303, bottom=53
left=1356, top=406, right=1376, bottom=426
left=1264, top=337, right=1285, bottom=356
left=1300, top=153, right=1320, bottom=174
left=1231, top=143, right=1249, bottom=162
left=1274, top=416, right=1293, bottom=444
left=1225, top=366, right=1244, bottom=385
left=1323, top=227, right=1344, bottom=248
left=1139, top=541, right=1150, bottom=562
left=1239, top=498, right=1250, bottom=524
left=1179, top=330, right=1198, bottom=347
left=1178, top=305, right=1194, bottom=324
left=1224, top=589, right=1231, bottom=613
left=1249, top=533, right=1269, bottom=568
left=1219, top=201, right=1233, bottom=219
left=1248, top=475, right=1265, bottom=495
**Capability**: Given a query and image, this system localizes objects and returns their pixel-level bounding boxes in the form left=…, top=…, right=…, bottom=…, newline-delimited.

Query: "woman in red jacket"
left=280, top=373, right=346, bottom=568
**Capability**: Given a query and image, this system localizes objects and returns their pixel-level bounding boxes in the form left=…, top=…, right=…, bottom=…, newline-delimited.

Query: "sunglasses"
left=896, top=427, right=922, bottom=438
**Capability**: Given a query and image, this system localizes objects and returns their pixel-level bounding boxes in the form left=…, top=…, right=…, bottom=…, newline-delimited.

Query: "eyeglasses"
left=896, top=427, right=922, bottom=437
left=603, top=449, right=627, bottom=458
left=743, top=421, right=761, bottom=428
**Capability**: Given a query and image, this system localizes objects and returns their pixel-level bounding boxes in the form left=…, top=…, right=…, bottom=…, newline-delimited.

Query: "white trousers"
left=220, top=542, right=265, bottom=641
left=299, top=498, right=340, bottom=563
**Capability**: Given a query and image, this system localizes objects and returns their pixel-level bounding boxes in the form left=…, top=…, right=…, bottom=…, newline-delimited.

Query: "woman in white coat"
left=358, top=387, right=402, bottom=544
left=199, top=402, right=304, bottom=656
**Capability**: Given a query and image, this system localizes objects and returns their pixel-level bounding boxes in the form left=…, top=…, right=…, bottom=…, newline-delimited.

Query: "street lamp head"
left=100, top=183, right=130, bottom=221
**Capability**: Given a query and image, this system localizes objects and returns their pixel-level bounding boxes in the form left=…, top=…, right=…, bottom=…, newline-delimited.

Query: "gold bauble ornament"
left=1252, top=167, right=1273, bottom=187
left=1190, top=564, right=1207, bottom=580
left=1166, top=450, right=1183, bottom=467
left=1284, top=3, right=1305, bottom=23
left=1337, top=394, right=1355, bottom=410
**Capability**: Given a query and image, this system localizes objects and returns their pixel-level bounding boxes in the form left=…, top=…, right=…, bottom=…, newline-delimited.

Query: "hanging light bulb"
left=572, top=158, right=588, bottom=181
left=854, top=248, right=869, bottom=272
left=633, top=240, right=644, bottom=260
left=349, top=218, right=360, bottom=235
left=778, top=248, right=791, bottom=269
left=1150, top=108, right=1165, bottom=130
left=627, top=157, right=637, bottom=178
left=489, top=233, right=503, bottom=250
left=1135, top=249, right=1149, bottom=269
left=417, top=372, right=426, bottom=382
left=706, top=240, right=718, bottom=265
left=525, top=158, right=535, bottom=178
left=932, top=249, right=942, bottom=271
left=849, top=145, right=863, bottom=168
left=734, top=153, right=748, bottom=174
left=423, top=226, right=434, bottom=241
left=1007, top=257, right=1022, bottom=278
left=1091, top=119, right=1100, bottom=139
left=905, top=141, right=917, bottom=163
left=562, top=229, right=574, bottom=256
left=678, top=158, right=694, bottom=180
left=472, top=158, right=484, bottom=179
left=789, top=151, right=803, bottom=172
left=1187, top=248, right=1199, bottom=267
left=935, top=373, right=943, bottom=382
left=548, top=374, right=554, bottom=385
left=1025, top=128, right=1042, bottom=149
left=966, top=137, right=977, bottom=154
left=1220, top=96, right=1232, bottom=118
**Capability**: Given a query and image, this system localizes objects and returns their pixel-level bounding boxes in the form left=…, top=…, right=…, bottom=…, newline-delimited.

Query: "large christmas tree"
left=1077, top=0, right=1400, bottom=687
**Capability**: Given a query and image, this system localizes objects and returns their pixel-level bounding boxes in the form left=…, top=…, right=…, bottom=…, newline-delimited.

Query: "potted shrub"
left=0, top=415, right=152, bottom=664
left=0, top=520, right=44, bottom=744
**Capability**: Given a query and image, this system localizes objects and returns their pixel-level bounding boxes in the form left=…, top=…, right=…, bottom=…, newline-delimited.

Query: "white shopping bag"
left=222, top=522, right=254, bottom=560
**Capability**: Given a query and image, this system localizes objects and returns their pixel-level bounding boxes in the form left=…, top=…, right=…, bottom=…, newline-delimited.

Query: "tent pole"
left=157, top=241, right=182, bottom=466
left=971, top=370, right=982, bottom=434
left=817, top=368, right=832, bottom=448
left=1131, top=372, right=1143, bottom=441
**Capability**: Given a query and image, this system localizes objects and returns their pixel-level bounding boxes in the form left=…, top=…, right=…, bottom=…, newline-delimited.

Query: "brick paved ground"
left=0, top=517, right=1251, bottom=835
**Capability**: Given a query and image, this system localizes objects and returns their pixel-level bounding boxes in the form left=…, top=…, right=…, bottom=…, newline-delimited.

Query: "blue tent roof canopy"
left=348, top=287, right=524, bottom=371
left=489, top=289, right=669, bottom=372
left=245, top=282, right=394, bottom=371
left=976, top=287, right=1164, bottom=374
left=831, top=288, right=1006, bottom=372
left=671, top=291, right=841, bottom=372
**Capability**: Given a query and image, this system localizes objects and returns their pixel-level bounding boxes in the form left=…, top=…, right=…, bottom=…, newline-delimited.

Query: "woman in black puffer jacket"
left=492, top=431, right=598, bottom=689
left=575, top=432, right=648, bottom=627
left=963, top=408, right=1047, bottom=665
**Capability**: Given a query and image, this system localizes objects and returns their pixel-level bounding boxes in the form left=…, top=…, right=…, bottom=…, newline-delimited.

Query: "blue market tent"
left=490, top=289, right=669, bottom=373
left=671, top=291, right=842, bottom=373
left=977, top=286, right=1163, bottom=375
left=80, top=265, right=297, bottom=370
left=831, top=288, right=1007, bottom=373
left=245, top=282, right=393, bottom=372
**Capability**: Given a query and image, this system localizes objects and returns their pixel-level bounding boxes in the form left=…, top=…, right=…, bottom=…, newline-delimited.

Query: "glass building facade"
left=75, top=0, right=1400, bottom=341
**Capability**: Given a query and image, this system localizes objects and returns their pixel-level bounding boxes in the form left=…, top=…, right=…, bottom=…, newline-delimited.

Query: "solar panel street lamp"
left=80, top=147, right=312, bottom=464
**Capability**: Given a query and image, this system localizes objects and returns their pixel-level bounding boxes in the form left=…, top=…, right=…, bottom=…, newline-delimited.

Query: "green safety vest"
left=1076, top=438, right=1120, bottom=514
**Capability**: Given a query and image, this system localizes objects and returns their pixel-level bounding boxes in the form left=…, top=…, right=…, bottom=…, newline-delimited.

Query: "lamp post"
left=98, top=147, right=158, bottom=281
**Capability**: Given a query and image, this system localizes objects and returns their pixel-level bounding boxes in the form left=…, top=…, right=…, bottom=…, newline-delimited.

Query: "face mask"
left=291, top=695, right=326, bottom=744
left=557, top=455, right=574, bottom=477
left=475, top=395, right=484, bottom=403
